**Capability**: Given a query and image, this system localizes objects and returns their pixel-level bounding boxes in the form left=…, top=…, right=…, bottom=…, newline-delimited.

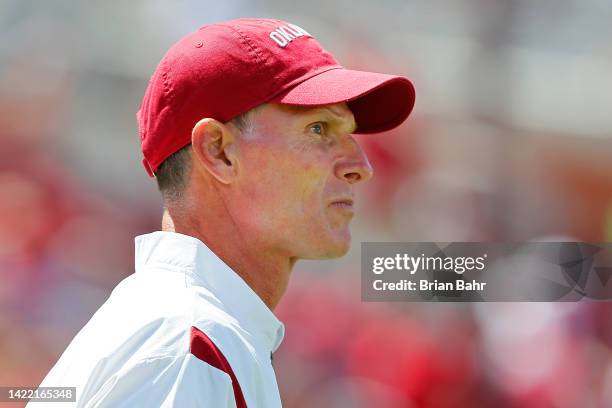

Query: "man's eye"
left=309, top=122, right=325, bottom=136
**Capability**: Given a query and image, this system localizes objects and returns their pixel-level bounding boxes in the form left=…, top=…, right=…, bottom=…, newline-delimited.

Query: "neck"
left=161, top=207, right=294, bottom=310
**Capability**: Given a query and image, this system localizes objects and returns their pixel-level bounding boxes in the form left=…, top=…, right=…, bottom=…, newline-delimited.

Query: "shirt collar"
left=134, top=231, right=285, bottom=353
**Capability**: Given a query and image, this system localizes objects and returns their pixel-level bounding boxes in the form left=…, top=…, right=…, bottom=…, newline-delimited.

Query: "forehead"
left=257, top=102, right=355, bottom=124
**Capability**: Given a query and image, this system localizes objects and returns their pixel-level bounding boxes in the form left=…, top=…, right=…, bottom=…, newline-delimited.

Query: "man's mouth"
left=329, top=198, right=354, bottom=211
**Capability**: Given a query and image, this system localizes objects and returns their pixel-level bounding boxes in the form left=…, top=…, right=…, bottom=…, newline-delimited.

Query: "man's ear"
left=191, top=118, right=238, bottom=184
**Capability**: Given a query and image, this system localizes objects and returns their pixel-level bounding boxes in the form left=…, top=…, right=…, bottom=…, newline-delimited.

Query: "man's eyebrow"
left=309, top=107, right=357, bottom=133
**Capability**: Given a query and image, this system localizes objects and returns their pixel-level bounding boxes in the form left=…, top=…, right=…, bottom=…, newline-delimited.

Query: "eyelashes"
left=308, top=122, right=327, bottom=136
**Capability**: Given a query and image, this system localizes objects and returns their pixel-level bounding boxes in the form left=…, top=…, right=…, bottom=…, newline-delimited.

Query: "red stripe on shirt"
left=190, top=326, right=247, bottom=408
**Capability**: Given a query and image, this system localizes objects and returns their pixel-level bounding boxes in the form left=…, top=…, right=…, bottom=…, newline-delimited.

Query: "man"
left=33, top=18, right=415, bottom=407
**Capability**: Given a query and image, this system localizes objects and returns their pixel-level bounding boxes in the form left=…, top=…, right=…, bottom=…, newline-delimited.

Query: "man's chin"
left=304, top=231, right=352, bottom=259
left=325, top=244, right=351, bottom=259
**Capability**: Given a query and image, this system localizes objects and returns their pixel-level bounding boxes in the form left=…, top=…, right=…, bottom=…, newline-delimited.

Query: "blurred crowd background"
left=1, top=0, right=612, bottom=407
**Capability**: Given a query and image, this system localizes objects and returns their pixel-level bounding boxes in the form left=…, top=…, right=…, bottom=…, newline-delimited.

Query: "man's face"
left=230, top=102, right=373, bottom=259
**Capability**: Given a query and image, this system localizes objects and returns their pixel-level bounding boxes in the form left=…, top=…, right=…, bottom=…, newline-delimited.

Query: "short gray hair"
left=155, top=109, right=258, bottom=204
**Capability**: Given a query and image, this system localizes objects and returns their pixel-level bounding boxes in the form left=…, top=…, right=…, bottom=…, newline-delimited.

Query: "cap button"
left=194, top=40, right=203, bottom=48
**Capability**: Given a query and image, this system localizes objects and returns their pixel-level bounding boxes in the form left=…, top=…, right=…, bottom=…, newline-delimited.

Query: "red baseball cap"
left=137, top=18, right=416, bottom=177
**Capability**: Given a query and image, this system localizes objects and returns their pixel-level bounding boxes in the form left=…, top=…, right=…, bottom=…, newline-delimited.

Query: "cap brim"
left=270, top=67, right=415, bottom=133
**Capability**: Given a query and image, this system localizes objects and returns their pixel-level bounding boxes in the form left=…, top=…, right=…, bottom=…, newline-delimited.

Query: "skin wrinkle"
left=300, top=185, right=308, bottom=225
left=162, top=102, right=372, bottom=310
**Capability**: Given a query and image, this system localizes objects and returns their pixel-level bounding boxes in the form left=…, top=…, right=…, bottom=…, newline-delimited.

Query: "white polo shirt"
left=31, top=231, right=285, bottom=407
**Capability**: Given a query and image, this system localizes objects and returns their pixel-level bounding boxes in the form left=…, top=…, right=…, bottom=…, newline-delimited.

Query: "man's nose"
left=334, top=137, right=374, bottom=184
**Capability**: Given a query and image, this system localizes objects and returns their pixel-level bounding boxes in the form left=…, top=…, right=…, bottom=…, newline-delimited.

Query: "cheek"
left=238, top=144, right=331, bottom=218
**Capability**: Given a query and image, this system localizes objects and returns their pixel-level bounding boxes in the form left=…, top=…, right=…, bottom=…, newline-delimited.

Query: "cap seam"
left=226, top=24, right=265, bottom=67
left=147, top=56, right=183, bottom=173
left=160, top=58, right=176, bottom=112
